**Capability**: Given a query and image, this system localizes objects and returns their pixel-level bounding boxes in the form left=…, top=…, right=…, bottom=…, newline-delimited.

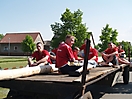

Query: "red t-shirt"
left=118, top=49, right=125, bottom=53
left=51, top=48, right=57, bottom=55
left=80, top=44, right=86, bottom=53
left=32, top=50, right=51, bottom=64
left=88, top=47, right=98, bottom=62
left=118, top=48, right=125, bottom=57
left=56, top=42, right=75, bottom=68
left=73, top=50, right=78, bottom=60
left=80, top=44, right=98, bottom=62
left=104, top=47, right=118, bottom=54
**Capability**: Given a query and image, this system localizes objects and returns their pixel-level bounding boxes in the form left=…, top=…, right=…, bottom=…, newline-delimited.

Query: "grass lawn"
left=0, top=56, right=28, bottom=98
left=0, top=57, right=28, bottom=69
left=0, top=87, right=9, bottom=98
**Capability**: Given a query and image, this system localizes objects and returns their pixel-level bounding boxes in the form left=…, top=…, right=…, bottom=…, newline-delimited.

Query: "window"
left=14, top=46, right=18, bottom=50
left=4, top=47, right=8, bottom=51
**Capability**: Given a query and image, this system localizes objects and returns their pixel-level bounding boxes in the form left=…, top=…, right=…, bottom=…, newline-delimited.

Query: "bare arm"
left=28, top=56, right=34, bottom=66
left=36, top=55, right=49, bottom=65
left=107, top=51, right=118, bottom=57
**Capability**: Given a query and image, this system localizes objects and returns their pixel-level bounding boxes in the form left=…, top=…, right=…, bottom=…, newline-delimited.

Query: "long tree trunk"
left=0, top=64, right=57, bottom=80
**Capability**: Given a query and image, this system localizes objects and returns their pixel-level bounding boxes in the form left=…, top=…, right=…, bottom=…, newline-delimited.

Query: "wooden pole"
left=90, top=32, right=96, bottom=47
left=0, top=64, right=53, bottom=80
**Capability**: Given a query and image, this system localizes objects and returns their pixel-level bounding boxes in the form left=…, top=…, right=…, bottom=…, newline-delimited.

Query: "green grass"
left=0, top=87, right=9, bottom=98
left=0, top=57, right=28, bottom=69
left=0, top=57, right=28, bottom=98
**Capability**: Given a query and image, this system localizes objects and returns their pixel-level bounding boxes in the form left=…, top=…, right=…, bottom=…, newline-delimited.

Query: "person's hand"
left=101, top=52, right=105, bottom=55
left=30, top=63, right=38, bottom=67
left=105, top=54, right=109, bottom=57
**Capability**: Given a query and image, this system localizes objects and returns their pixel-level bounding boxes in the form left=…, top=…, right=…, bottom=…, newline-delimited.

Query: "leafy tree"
left=0, top=34, right=4, bottom=40
left=21, top=35, right=35, bottom=54
left=97, top=24, right=118, bottom=52
left=51, top=8, right=90, bottom=48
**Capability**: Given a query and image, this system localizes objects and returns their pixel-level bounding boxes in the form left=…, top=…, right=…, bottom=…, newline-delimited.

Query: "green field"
left=0, top=56, right=28, bottom=98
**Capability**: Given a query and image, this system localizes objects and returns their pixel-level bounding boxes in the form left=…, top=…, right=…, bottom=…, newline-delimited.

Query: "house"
left=44, top=40, right=51, bottom=51
left=0, top=32, right=44, bottom=56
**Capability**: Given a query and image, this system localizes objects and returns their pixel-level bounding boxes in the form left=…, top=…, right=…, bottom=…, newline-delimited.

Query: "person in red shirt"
left=101, top=42, right=118, bottom=65
left=80, top=39, right=87, bottom=58
left=73, top=46, right=83, bottom=61
left=80, top=39, right=98, bottom=68
left=118, top=45, right=125, bottom=58
left=51, top=48, right=57, bottom=55
left=56, top=35, right=82, bottom=74
left=68, top=39, right=98, bottom=76
left=118, top=45, right=131, bottom=65
left=28, top=42, right=51, bottom=67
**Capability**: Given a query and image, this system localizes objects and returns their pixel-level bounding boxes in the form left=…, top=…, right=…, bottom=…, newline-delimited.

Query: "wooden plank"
left=74, top=66, right=120, bottom=82
left=16, top=67, right=114, bottom=82
left=74, top=64, right=127, bottom=82
left=16, top=66, right=118, bottom=83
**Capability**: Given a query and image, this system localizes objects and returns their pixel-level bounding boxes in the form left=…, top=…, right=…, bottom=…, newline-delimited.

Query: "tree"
left=50, top=8, right=90, bottom=48
left=97, top=24, right=118, bottom=52
left=0, top=34, right=4, bottom=40
left=21, top=35, right=35, bottom=54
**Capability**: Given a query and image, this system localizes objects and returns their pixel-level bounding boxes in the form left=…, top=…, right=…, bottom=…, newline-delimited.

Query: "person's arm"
left=67, top=47, right=75, bottom=62
left=100, top=49, right=107, bottom=56
left=108, top=51, right=118, bottom=56
left=119, top=49, right=125, bottom=55
left=108, top=47, right=118, bottom=57
left=36, top=55, right=49, bottom=65
left=50, top=55, right=56, bottom=60
left=28, top=56, right=34, bottom=67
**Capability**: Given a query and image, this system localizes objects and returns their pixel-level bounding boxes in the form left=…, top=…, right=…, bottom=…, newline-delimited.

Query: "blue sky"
left=0, top=0, right=132, bottom=44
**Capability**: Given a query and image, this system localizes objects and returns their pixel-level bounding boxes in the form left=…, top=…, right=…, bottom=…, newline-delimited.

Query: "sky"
left=0, top=0, right=132, bottom=44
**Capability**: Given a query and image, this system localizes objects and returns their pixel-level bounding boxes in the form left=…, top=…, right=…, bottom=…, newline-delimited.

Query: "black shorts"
left=111, top=55, right=118, bottom=65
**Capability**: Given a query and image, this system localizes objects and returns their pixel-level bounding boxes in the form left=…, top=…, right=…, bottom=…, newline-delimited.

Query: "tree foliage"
left=21, top=35, right=35, bottom=54
left=0, top=34, right=4, bottom=40
left=97, top=24, right=118, bottom=52
left=50, top=8, right=90, bottom=48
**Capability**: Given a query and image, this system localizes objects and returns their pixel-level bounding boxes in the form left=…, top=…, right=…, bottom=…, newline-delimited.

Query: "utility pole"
left=8, top=38, right=10, bottom=56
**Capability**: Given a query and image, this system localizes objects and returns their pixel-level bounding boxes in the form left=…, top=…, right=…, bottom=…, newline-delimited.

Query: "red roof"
left=0, top=32, right=42, bottom=43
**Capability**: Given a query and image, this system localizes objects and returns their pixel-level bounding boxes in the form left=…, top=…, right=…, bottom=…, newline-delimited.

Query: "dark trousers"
left=59, top=64, right=82, bottom=74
